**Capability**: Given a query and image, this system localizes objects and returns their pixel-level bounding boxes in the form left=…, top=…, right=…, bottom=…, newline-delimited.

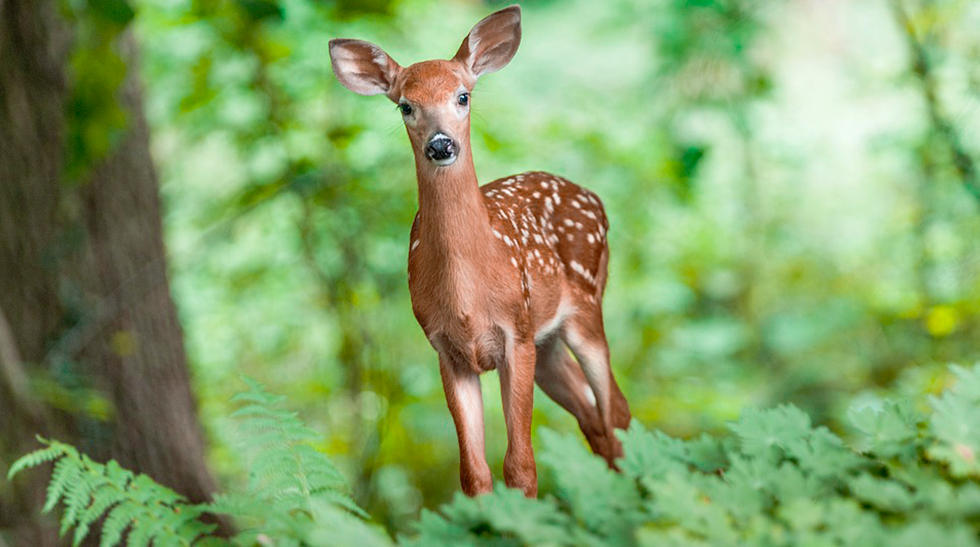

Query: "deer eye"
left=399, top=103, right=413, bottom=116
left=457, top=93, right=469, bottom=106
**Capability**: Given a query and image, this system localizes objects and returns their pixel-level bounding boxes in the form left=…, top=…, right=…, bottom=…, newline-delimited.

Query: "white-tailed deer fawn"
left=329, top=5, right=631, bottom=497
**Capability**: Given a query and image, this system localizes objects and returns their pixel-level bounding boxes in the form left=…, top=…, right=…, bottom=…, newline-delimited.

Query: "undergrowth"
left=10, top=365, right=980, bottom=546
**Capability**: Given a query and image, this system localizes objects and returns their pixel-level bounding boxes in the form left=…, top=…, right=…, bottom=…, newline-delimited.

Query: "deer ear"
left=453, top=5, right=522, bottom=79
left=329, top=39, right=402, bottom=98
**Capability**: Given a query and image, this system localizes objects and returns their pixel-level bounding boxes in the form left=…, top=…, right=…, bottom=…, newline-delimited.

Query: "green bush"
left=10, top=365, right=980, bottom=546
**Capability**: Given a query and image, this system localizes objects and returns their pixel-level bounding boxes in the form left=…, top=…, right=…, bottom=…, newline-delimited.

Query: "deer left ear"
left=453, top=5, right=522, bottom=79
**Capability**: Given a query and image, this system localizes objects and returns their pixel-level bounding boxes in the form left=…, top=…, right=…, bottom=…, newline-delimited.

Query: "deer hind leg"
left=534, top=336, right=609, bottom=458
left=437, top=350, right=493, bottom=496
left=561, top=307, right=632, bottom=466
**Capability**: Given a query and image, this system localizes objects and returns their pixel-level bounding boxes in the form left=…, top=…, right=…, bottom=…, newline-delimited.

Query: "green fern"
left=209, top=377, right=366, bottom=544
left=7, top=377, right=369, bottom=547
left=8, top=439, right=215, bottom=547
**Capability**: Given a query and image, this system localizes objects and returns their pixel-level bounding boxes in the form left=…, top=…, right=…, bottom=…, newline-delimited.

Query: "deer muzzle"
left=425, top=133, right=458, bottom=166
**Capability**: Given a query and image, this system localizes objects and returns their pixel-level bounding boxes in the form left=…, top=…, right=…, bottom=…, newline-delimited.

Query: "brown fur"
left=330, top=5, right=632, bottom=497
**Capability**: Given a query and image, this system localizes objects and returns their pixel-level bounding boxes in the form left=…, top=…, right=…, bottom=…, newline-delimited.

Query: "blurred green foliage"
left=79, top=0, right=980, bottom=534
left=15, top=363, right=980, bottom=546
left=60, top=0, right=135, bottom=182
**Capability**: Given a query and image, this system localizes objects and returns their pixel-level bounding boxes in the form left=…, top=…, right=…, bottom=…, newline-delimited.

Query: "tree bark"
left=0, top=1, right=219, bottom=544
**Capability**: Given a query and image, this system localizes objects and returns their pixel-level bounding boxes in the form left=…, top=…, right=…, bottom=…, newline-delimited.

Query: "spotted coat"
left=409, top=171, right=610, bottom=307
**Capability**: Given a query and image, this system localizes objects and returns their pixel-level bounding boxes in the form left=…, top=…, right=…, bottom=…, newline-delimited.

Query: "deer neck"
left=414, top=150, right=497, bottom=271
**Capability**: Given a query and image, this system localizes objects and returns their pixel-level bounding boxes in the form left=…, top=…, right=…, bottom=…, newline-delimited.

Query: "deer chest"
left=408, top=268, right=509, bottom=373
left=429, top=324, right=508, bottom=374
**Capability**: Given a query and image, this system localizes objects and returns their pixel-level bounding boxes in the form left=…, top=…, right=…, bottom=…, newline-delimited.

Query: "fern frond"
left=6, top=437, right=71, bottom=479
left=61, top=455, right=101, bottom=536
left=126, top=514, right=163, bottom=547
left=100, top=503, right=140, bottom=547
left=307, top=500, right=395, bottom=547
left=227, top=376, right=369, bottom=532
left=73, top=479, right=128, bottom=546
left=17, top=379, right=374, bottom=546
left=10, top=437, right=220, bottom=547
left=45, top=454, right=83, bottom=514
left=231, top=377, right=286, bottom=406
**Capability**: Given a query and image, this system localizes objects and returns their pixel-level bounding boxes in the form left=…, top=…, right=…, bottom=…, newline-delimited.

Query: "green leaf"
left=436, top=485, right=574, bottom=546
left=848, top=398, right=923, bottom=458
left=928, top=367, right=980, bottom=477
left=538, top=429, right=644, bottom=543
left=308, top=500, right=395, bottom=547
left=645, top=473, right=737, bottom=545
left=849, top=474, right=916, bottom=513
left=784, top=427, right=864, bottom=479
left=889, top=519, right=978, bottom=547
left=403, top=509, right=477, bottom=547
left=684, top=433, right=728, bottom=473
left=728, top=405, right=812, bottom=461
left=617, top=421, right=691, bottom=480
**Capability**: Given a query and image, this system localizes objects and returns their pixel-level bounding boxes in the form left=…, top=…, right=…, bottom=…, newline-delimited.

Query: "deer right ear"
left=454, top=5, right=522, bottom=79
left=329, top=39, right=402, bottom=98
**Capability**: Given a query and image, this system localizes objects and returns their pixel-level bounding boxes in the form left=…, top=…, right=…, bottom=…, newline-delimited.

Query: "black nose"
left=425, top=135, right=456, bottom=162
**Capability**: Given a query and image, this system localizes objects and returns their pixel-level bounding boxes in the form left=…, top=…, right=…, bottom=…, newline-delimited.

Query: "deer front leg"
left=499, top=339, right=537, bottom=497
left=438, top=353, right=492, bottom=496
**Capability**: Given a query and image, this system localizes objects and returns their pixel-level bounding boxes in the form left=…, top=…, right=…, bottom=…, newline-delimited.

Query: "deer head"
left=329, top=6, right=522, bottom=169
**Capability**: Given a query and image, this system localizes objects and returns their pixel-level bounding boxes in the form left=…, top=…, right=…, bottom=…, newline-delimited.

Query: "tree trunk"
left=0, top=1, right=219, bottom=544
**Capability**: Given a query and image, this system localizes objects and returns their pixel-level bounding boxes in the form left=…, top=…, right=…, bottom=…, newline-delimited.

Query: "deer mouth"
left=430, top=155, right=458, bottom=166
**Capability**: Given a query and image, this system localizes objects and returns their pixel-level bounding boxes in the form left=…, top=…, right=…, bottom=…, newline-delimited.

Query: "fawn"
left=329, top=5, right=631, bottom=497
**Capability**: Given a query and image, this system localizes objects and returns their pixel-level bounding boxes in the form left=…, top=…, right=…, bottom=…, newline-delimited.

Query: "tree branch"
left=892, top=0, right=980, bottom=209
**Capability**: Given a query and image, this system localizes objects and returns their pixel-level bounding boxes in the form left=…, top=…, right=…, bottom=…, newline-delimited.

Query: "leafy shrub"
left=10, top=366, right=980, bottom=546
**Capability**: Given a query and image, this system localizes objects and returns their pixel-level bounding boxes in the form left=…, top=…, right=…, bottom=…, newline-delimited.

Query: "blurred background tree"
left=0, top=1, right=219, bottom=544
left=2, top=0, right=980, bottom=543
